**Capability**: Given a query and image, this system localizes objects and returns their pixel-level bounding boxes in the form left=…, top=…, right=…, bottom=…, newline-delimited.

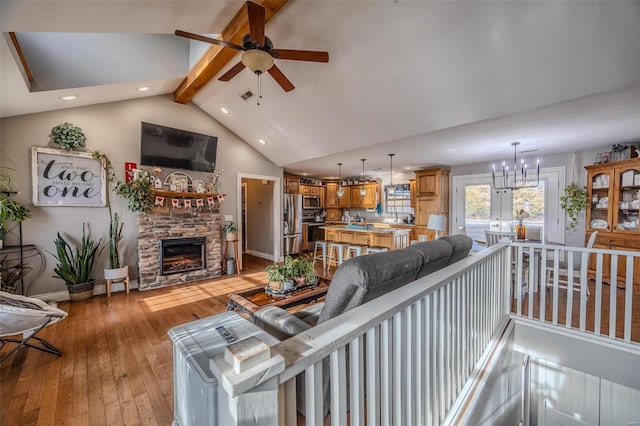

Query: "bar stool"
left=365, top=246, right=388, bottom=254
left=313, top=240, right=329, bottom=270
left=327, top=242, right=348, bottom=269
left=345, top=244, right=367, bottom=260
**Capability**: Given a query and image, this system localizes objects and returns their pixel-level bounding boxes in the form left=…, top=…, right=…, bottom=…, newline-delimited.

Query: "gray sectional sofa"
left=256, top=234, right=473, bottom=340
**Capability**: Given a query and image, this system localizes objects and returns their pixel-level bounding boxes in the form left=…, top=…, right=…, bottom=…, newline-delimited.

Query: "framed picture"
left=31, top=147, right=107, bottom=207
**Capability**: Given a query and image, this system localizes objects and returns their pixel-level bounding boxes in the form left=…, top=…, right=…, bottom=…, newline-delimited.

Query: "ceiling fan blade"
left=175, top=30, right=244, bottom=51
left=218, top=62, right=246, bottom=81
left=272, top=49, right=329, bottom=63
left=268, top=65, right=295, bottom=92
left=246, top=1, right=265, bottom=46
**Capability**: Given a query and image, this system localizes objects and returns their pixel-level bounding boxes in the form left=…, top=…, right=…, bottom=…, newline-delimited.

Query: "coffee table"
left=227, top=278, right=330, bottom=321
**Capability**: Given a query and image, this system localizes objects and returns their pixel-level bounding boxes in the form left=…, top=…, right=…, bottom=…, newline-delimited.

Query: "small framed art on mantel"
left=31, top=146, right=107, bottom=207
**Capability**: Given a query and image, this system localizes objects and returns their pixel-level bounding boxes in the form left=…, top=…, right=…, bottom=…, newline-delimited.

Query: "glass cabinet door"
left=614, top=167, right=640, bottom=234
left=588, top=172, right=612, bottom=231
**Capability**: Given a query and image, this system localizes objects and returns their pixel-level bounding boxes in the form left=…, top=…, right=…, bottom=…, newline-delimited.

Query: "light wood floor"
left=1, top=255, right=638, bottom=425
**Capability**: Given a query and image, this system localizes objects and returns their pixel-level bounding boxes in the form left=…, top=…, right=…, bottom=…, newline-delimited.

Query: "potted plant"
left=222, top=221, right=238, bottom=241
left=265, top=262, right=287, bottom=292
left=560, top=183, right=588, bottom=229
left=92, top=151, right=129, bottom=281
left=290, top=255, right=317, bottom=286
left=49, top=122, right=86, bottom=151
left=0, top=164, right=31, bottom=249
left=115, top=172, right=154, bottom=213
left=50, top=224, right=103, bottom=302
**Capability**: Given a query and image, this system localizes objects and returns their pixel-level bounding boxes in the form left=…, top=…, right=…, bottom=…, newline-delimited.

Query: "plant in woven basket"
left=50, top=224, right=103, bottom=286
left=49, top=122, right=86, bottom=151
left=560, top=183, right=587, bottom=229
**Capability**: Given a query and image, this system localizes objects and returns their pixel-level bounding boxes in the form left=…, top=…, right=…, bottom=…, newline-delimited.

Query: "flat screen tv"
left=140, top=122, right=218, bottom=172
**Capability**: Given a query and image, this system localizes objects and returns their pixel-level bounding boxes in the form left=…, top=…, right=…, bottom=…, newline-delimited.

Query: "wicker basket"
left=68, top=280, right=95, bottom=302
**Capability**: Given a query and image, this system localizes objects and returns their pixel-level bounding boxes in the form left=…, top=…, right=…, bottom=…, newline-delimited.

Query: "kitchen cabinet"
left=319, top=187, right=326, bottom=208
left=285, top=175, right=300, bottom=194
left=302, top=223, right=309, bottom=250
left=409, top=178, right=416, bottom=208
left=361, top=183, right=380, bottom=209
left=414, top=168, right=450, bottom=240
left=300, top=185, right=320, bottom=196
left=585, top=158, right=640, bottom=288
left=325, top=209, right=341, bottom=221
left=338, top=183, right=380, bottom=209
left=339, top=188, right=351, bottom=208
left=326, top=182, right=340, bottom=208
left=350, top=187, right=363, bottom=208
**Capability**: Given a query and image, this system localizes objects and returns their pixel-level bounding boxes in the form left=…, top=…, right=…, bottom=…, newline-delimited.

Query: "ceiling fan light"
left=241, top=49, right=274, bottom=74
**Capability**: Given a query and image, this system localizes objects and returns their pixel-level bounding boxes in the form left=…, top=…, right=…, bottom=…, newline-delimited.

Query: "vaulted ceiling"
left=2, top=0, right=639, bottom=178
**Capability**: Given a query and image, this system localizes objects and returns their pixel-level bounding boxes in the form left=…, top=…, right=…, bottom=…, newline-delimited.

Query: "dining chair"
left=484, top=230, right=517, bottom=247
left=544, top=231, right=599, bottom=297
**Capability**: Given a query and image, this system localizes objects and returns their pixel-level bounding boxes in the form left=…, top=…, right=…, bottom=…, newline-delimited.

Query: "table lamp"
left=427, top=214, right=447, bottom=239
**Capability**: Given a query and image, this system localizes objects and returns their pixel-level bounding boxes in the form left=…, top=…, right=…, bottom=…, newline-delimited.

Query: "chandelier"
left=492, top=142, right=540, bottom=191
left=336, top=163, right=345, bottom=198
left=360, top=159, right=367, bottom=196
left=387, top=154, right=396, bottom=195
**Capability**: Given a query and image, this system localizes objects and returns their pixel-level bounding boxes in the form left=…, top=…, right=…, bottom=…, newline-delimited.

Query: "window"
left=452, top=167, right=564, bottom=243
left=385, top=183, right=411, bottom=214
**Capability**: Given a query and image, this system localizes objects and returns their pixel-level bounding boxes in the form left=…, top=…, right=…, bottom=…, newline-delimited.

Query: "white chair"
left=484, top=230, right=517, bottom=247
left=0, top=291, right=68, bottom=362
left=545, top=231, right=599, bottom=296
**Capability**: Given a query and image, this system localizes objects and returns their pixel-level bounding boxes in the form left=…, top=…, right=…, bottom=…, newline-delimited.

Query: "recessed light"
left=302, top=173, right=309, bottom=176
left=220, top=107, right=230, bottom=114
left=59, top=95, right=77, bottom=101
left=137, top=86, right=150, bottom=92
left=404, top=166, right=412, bottom=170
left=258, top=139, right=267, bottom=145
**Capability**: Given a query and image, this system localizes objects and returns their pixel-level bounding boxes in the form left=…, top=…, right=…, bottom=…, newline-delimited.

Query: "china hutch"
left=585, top=157, right=640, bottom=288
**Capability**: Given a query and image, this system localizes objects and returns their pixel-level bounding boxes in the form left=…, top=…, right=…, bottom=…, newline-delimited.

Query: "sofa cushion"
left=317, top=248, right=423, bottom=324
left=438, top=235, right=473, bottom=264
left=405, top=239, right=454, bottom=279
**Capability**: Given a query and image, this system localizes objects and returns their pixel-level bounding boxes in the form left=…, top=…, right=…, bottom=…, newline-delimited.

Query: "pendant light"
left=360, top=159, right=367, bottom=196
left=387, top=153, right=396, bottom=195
left=336, top=163, right=345, bottom=198
left=491, top=142, right=540, bottom=191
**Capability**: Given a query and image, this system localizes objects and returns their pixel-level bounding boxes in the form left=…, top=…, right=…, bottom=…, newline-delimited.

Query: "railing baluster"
left=380, top=319, right=392, bottom=426
left=594, top=253, right=604, bottom=335
left=624, top=261, right=633, bottom=343
left=580, top=252, right=588, bottom=331
left=609, top=255, right=618, bottom=339
left=305, top=363, right=323, bottom=426
left=330, top=347, right=347, bottom=425
left=349, top=336, right=364, bottom=426
left=404, top=305, right=414, bottom=425
left=393, top=311, right=403, bottom=425
left=565, top=251, right=574, bottom=329
left=283, top=378, right=296, bottom=426
left=540, top=247, right=547, bottom=324
left=366, top=327, right=379, bottom=426
left=414, top=299, right=424, bottom=426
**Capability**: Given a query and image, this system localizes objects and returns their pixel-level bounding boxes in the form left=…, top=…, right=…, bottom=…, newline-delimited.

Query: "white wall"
left=245, top=178, right=275, bottom=259
left=0, top=95, right=282, bottom=296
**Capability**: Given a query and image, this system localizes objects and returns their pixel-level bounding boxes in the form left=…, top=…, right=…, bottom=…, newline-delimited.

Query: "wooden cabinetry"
left=335, top=183, right=380, bottom=209
left=326, top=182, right=340, bottom=208
left=284, top=174, right=300, bottom=194
left=300, top=185, right=320, bottom=196
left=414, top=168, right=450, bottom=240
left=350, top=187, right=363, bottom=208
left=319, top=187, right=326, bottom=208
left=409, top=178, right=416, bottom=208
left=325, top=209, right=341, bottom=221
left=339, top=188, right=351, bottom=208
left=585, top=158, right=640, bottom=287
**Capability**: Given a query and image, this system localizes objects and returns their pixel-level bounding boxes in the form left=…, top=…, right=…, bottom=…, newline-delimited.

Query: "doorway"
left=237, top=174, right=282, bottom=268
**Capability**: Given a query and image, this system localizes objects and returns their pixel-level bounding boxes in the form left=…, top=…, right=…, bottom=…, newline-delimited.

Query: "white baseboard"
left=29, top=280, right=140, bottom=302
left=247, top=250, right=274, bottom=261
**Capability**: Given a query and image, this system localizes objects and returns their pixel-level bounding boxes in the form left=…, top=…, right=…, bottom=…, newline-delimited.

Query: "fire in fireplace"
left=159, top=237, right=206, bottom=276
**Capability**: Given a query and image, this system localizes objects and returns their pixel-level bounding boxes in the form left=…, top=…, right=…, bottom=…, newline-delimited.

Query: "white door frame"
left=237, top=173, right=282, bottom=267
left=451, top=166, right=565, bottom=243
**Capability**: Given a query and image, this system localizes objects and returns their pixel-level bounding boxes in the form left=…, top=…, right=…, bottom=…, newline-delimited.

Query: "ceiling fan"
left=175, top=1, right=329, bottom=94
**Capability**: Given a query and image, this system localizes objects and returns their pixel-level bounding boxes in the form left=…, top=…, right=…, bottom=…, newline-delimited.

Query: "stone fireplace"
left=137, top=211, right=222, bottom=290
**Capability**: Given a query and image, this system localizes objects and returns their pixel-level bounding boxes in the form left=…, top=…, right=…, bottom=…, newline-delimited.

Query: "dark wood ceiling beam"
left=173, top=0, right=289, bottom=104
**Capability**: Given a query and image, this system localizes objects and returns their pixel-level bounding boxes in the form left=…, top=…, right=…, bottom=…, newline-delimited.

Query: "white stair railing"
left=213, top=245, right=512, bottom=426
left=512, top=242, right=639, bottom=344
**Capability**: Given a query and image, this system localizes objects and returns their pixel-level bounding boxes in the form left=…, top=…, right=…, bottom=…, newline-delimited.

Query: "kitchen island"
left=321, top=225, right=410, bottom=251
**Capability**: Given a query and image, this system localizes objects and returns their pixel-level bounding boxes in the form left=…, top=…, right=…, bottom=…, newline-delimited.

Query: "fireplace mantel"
left=137, top=210, right=222, bottom=290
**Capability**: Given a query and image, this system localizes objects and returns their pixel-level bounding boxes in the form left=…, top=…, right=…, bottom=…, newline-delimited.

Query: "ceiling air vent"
left=240, top=90, right=255, bottom=101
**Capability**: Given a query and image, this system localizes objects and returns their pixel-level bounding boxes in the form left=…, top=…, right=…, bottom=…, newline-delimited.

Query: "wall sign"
left=31, top=147, right=107, bottom=207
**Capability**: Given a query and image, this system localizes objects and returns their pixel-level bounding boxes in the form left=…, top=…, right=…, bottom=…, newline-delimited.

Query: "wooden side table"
left=223, top=239, right=241, bottom=274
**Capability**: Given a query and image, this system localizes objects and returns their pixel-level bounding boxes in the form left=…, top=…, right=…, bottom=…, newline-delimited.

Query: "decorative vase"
left=283, top=279, right=295, bottom=291
left=516, top=224, right=526, bottom=240
left=68, top=280, right=95, bottom=302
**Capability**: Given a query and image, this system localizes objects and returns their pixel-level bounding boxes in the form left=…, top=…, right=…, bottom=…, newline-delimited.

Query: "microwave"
left=302, top=196, right=321, bottom=209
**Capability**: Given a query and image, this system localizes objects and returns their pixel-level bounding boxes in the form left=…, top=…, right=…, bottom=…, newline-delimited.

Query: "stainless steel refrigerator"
left=283, top=194, right=302, bottom=255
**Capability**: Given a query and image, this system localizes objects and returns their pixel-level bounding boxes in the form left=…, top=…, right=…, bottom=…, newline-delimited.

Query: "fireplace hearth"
left=160, top=237, right=206, bottom=276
